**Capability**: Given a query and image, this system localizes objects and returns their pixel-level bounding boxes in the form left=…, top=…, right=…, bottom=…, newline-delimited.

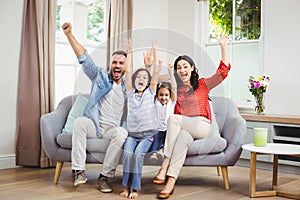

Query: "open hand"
left=218, top=35, right=230, bottom=47
left=143, top=49, right=154, bottom=67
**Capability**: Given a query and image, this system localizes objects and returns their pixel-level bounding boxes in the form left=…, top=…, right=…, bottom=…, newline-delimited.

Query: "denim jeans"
left=122, top=136, right=152, bottom=190
left=149, top=130, right=166, bottom=152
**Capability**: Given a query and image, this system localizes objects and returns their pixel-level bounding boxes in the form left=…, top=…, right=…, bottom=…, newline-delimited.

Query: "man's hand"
left=62, top=22, right=72, bottom=35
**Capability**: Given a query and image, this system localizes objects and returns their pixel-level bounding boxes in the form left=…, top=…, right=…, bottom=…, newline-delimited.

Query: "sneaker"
left=73, top=170, right=87, bottom=186
left=98, top=177, right=113, bottom=193
left=149, top=153, right=158, bottom=162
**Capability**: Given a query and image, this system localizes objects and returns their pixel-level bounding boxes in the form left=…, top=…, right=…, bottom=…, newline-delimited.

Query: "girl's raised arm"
left=150, top=41, right=161, bottom=92
left=125, top=39, right=133, bottom=92
left=168, top=64, right=177, bottom=102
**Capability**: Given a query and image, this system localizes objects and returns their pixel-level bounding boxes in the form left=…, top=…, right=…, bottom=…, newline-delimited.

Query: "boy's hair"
left=131, top=68, right=152, bottom=90
left=156, top=82, right=172, bottom=98
left=112, top=50, right=127, bottom=58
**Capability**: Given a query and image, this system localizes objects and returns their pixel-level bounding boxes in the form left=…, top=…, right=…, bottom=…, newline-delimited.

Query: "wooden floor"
left=0, top=163, right=299, bottom=200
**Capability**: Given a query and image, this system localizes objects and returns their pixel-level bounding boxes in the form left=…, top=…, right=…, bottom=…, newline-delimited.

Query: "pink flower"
left=254, top=81, right=260, bottom=88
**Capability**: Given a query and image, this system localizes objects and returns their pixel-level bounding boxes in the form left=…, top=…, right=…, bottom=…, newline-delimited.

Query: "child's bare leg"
left=120, top=187, right=130, bottom=198
left=128, top=189, right=138, bottom=199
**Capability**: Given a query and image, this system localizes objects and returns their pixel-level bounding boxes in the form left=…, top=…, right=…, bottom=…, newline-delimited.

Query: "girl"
left=120, top=42, right=161, bottom=199
left=149, top=64, right=177, bottom=162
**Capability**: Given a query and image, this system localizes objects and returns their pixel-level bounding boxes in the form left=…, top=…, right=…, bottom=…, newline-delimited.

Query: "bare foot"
left=120, top=187, right=130, bottom=198
left=128, top=189, right=138, bottom=199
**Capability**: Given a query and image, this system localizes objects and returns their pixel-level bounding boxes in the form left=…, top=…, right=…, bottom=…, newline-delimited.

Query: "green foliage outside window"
left=56, top=5, right=61, bottom=31
left=209, top=0, right=260, bottom=41
left=87, top=0, right=105, bottom=42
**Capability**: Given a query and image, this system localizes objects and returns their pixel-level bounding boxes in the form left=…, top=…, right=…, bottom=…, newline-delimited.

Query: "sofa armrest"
left=40, top=95, right=74, bottom=159
left=212, top=96, right=246, bottom=165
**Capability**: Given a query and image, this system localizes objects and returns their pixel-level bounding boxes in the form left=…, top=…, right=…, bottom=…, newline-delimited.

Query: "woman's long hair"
left=174, top=55, right=199, bottom=91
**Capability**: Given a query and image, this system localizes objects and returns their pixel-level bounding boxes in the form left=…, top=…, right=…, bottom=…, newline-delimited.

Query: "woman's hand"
left=218, top=35, right=230, bottom=66
left=218, top=35, right=230, bottom=47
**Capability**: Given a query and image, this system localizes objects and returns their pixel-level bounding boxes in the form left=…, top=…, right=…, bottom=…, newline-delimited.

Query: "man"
left=62, top=22, right=128, bottom=193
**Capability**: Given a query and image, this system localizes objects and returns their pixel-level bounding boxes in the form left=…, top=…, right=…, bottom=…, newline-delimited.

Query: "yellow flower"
left=257, top=76, right=263, bottom=81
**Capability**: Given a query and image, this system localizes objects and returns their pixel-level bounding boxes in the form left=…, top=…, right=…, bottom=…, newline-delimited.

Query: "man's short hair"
left=112, top=50, right=127, bottom=58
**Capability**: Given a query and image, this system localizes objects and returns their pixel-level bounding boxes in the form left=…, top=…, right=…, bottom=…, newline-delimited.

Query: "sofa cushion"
left=187, top=136, right=227, bottom=156
left=62, top=94, right=88, bottom=133
left=56, top=133, right=110, bottom=152
left=209, top=100, right=220, bottom=138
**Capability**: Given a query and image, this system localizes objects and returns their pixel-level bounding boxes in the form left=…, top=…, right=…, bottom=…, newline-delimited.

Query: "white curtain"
left=106, top=0, right=133, bottom=66
left=36, top=0, right=57, bottom=168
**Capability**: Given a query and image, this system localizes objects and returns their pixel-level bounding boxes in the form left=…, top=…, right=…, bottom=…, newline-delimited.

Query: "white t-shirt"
left=155, top=99, right=176, bottom=131
left=127, top=87, right=158, bottom=133
left=98, top=82, right=124, bottom=133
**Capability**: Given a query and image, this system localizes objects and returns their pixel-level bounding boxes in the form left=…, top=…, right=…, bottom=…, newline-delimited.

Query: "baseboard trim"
left=0, top=154, right=16, bottom=169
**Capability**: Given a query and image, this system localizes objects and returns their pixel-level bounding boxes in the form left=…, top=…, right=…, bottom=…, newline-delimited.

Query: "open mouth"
left=114, top=69, right=121, bottom=74
left=181, top=74, right=188, bottom=80
left=112, top=69, right=122, bottom=79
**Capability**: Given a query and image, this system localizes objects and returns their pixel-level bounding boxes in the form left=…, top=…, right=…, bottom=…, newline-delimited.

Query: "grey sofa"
left=40, top=94, right=246, bottom=189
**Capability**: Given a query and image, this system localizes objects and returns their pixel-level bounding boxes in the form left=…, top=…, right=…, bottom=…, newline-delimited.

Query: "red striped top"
left=174, top=60, right=231, bottom=122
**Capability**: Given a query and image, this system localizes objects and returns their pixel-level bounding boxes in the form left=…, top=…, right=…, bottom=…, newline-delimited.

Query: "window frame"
left=54, top=0, right=108, bottom=107
left=195, top=0, right=264, bottom=108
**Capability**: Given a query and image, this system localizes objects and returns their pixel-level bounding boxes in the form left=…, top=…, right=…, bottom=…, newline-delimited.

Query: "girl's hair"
left=131, top=68, right=152, bottom=91
left=156, top=82, right=172, bottom=98
left=173, top=55, right=199, bottom=91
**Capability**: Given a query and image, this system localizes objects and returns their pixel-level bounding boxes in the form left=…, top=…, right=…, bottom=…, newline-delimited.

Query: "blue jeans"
left=149, top=130, right=166, bottom=152
left=122, top=136, right=152, bottom=190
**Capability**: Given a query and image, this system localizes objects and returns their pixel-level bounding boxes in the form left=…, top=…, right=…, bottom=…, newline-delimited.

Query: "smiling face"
left=110, top=53, right=127, bottom=84
left=134, top=70, right=149, bottom=93
left=176, top=59, right=194, bottom=86
left=157, top=87, right=171, bottom=105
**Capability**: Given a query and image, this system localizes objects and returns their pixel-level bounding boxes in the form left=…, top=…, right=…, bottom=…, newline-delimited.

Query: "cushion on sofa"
left=56, top=133, right=110, bottom=152
left=209, top=100, right=220, bottom=138
left=62, top=94, right=88, bottom=133
left=187, top=136, right=227, bottom=156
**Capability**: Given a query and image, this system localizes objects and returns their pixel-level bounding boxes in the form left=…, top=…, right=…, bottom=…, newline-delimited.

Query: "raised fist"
left=62, top=22, right=72, bottom=35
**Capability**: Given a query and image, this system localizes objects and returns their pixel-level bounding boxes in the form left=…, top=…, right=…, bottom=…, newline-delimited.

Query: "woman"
left=153, top=36, right=231, bottom=199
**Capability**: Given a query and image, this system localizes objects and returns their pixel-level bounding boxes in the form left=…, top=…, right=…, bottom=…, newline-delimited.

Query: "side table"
left=242, top=143, right=300, bottom=199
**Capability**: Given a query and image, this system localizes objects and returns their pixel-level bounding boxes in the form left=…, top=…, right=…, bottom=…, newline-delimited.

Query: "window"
left=197, top=0, right=262, bottom=109
left=209, top=0, right=261, bottom=42
left=54, top=0, right=107, bottom=107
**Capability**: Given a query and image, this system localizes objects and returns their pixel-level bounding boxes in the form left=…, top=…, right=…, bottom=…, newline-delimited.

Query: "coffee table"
left=242, top=143, right=300, bottom=199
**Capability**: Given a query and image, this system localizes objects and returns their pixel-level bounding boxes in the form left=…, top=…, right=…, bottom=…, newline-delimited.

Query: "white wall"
left=264, top=0, right=300, bottom=115
left=0, top=0, right=24, bottom=168
left=1, top=0, right=300, bottom=169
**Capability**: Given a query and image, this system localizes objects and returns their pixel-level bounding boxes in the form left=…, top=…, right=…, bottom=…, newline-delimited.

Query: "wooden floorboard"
left=0, top=164, right=299, bottom=200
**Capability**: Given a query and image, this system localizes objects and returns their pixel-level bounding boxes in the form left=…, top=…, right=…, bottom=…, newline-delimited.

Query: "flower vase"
left=254, top=93, right=265, bottom=115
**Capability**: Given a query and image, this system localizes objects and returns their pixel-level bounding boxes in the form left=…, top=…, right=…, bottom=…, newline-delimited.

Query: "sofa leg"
left=54, top=161, right=63, bottom=184
left=221, top=166, right=230, bottom=190
left=217, top=166, right=221, bottom=176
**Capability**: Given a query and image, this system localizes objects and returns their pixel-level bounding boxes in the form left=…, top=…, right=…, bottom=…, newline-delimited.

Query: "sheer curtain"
left=16, top=0, right=56, bottom=168
left=106, top=0, right=133, bottom=66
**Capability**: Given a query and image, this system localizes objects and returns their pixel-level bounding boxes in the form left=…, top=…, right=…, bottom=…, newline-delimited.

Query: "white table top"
left=242, top=143, right=300, bottom=155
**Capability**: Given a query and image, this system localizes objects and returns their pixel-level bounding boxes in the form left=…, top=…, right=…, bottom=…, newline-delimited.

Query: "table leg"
left=249, top=152, right=257, bottom=197
left=249, top=151, right=277, bottom=197
left=272, top=154, right=278, bottom=190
